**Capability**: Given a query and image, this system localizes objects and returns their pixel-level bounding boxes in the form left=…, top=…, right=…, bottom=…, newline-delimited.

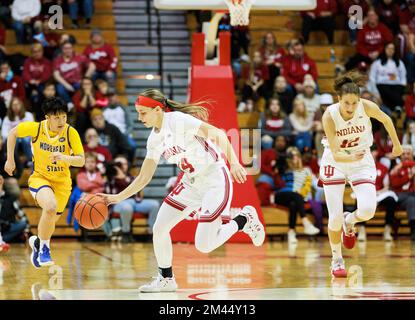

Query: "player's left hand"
left=49, top=152, right=66, bottom=163
left=391, top=145, right=403, bottom=158
left=230, top=163, right=247, bottom=184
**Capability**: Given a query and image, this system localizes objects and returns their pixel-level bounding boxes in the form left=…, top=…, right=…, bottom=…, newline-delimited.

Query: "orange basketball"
left=74, top=194, right=108, bottom=230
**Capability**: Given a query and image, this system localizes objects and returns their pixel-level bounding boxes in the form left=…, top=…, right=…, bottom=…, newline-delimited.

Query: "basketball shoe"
left=0, top=242, right=10, bottom=253
left=241, top=206, right=265, bottom=246
left=139, top=275, right=178, bottom=293
left=28, top=236, right=41, bottom=269
left=331, top=257, right=347, bottom=278
left=342, top=212, right=356, bottom=249
left=38, top=244, right=54, bottom=267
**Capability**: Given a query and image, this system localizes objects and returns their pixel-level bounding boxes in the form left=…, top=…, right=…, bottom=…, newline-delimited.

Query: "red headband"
left=135, top=95, right=172, bottom=112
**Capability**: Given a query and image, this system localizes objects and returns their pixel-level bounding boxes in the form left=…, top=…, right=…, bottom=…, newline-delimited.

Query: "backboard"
left=154, top=0, right=316, bottom=10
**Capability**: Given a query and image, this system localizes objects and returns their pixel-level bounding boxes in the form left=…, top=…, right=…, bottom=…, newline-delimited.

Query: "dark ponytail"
left=333, top=70, right=367, bottom=97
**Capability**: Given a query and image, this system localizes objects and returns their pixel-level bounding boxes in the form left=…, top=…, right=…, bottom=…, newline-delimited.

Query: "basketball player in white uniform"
left=99, top=89, right=265, bottom=292
left=320, top=72, right=402, bottom=277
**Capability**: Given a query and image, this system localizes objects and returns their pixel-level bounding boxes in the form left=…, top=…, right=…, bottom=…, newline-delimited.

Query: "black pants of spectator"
left=266, top=64, right=280, bottom=90
left=302, top=15, right=335, bottom=44
left=274, top=191, right=306, bottom=229
left=361, top=196, right=399, bottom=227
left=231, top=28, right=250, bottom=56
left=242, top=84, right=268, bottom=102
left=345, top=53, right=373, bottom=71
left=75, top=112, right=92, bottom=139
left=376, top=84, right=405, bottom=112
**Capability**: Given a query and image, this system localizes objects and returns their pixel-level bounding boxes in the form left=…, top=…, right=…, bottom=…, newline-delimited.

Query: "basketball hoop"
left=223, top=0, right=255, bottom=26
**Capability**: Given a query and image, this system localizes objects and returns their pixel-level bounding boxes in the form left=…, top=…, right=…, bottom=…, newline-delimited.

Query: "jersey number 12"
left=340, top=137, right=360, bottom=148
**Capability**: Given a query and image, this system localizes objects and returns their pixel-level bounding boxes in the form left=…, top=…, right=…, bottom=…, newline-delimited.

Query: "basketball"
left=74, top=194, right=108, bottom=230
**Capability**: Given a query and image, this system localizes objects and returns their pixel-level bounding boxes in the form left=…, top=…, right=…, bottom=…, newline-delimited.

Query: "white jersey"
left=322, top=101, right=373, bottom=155
left=146, top=111, right=224, bottom=178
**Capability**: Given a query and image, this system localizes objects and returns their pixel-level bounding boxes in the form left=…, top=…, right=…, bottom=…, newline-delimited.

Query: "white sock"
left=331, top=242, right=342, bottom=260
left=0, top=233, right=3, bottom=243
left=345, top=211, right=359, bottom=225
left=40, top=239, right=50, bottom=250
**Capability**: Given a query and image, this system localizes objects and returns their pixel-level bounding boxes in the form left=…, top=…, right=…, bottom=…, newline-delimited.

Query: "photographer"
left=104, top=155, right=160, bottom=242
left=0, top=175, right=29, bottom=246
left=390, top=145, right=415, bottom=241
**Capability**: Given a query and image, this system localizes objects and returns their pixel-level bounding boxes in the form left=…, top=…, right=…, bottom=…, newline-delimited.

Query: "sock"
left=40, top=239, right=50, bottom=250
left=410, top=220, right=415, bottom=233
left=159, top=267, right=173, bottom=278
left=233, top=215, right=248, bottom=231
left=345, top=211, right=359, bottom=225
left=72, top=19, right=78, bottom=25
left=0, top=233, right=3, bottom=243
left=331, top=242, right=342, bottom=260
left=86, top=18, right=91, bottom=24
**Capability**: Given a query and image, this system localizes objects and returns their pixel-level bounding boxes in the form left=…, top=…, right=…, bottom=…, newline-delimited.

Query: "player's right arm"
left=4, top=122, right=39, bottom=176
left=98, top=157, right=158, bottom=205
left=322, top=111, right=365, bottom=163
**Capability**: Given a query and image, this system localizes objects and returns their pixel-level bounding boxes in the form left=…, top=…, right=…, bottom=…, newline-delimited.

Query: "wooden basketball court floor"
left=1, top=239, right=415, bottom=300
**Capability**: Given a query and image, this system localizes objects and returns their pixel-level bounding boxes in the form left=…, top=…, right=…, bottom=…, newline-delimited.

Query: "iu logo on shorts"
left=324, top=165, right=335, bottom=178
left=171, top=183, right=185, bottom=196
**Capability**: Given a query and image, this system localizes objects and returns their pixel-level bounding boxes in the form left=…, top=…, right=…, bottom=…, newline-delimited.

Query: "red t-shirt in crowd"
left=83, top=43, right=118, bottom=72
left=0, top=75, right=25, bottom=102
left=83, top=144, right=113, bottom=164
left=375, top=161, right=389, bottom=191
left=242, top=64, right=269, bottom=82
left=302, top=0, right=337, bottom=17
left=261, top=148, right=277, bottom=177
left=356, top=22, right=393, bottom=57
left=53, top=54, right=90, bottom=84
left=373, top=131, right=393, bottom=158
left=375, top=2, right=401, bottom=29
left=390, top=162, right=415, bottom=193
left=281, top=52, right=318, bottom=86
left=398, top=7, right=415, bottom=34
left=22, top=57, right=52, bottom=83
left=404, top=94, right=415, bottom=119
left=258, top=47, right=285, bottom=66
left=264, top=115, right=285, bottom=132
left=0, top=27, right=5, bottom=46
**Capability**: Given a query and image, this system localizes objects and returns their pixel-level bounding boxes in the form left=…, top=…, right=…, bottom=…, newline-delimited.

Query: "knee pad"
left=328, top=211, right=343, bottom=231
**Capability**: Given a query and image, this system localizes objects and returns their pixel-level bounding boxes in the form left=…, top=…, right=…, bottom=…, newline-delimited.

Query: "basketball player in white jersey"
left=99, top=89, right=265, bottom=292
left=320, top=71, right=402, bottom=277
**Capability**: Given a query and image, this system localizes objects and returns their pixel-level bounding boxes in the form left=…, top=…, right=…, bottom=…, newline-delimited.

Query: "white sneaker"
left=383, top=225, right=393, bottom=242
left=139, top=275, right=178, bottom=293
left=287, top=229, right=298, bottom=244
left=302, top=219, right=320, bottom=235
left=358, top=225, right=367, bottom=242
left=241, top=206, right=265, bottom=246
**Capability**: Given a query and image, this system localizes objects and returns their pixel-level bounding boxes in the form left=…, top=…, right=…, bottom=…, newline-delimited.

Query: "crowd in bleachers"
left=223, top=0, right=415, bottom=243
left=0, top=0, right=161, bottom=249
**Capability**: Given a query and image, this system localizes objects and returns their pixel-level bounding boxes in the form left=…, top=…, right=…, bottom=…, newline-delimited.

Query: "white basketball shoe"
left=241, top=205, right=265, bottom=246
left=139, top=275, right=178, bottom=293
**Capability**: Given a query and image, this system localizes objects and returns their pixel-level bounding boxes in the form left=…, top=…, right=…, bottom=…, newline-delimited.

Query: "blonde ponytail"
left=139, top=89, right=210, bottom=122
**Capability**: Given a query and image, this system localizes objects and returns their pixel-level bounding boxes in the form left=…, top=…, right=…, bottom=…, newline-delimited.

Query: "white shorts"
left=163, top=162, right=233, bottom=223
left=319, top=148, right=376, bottom=187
